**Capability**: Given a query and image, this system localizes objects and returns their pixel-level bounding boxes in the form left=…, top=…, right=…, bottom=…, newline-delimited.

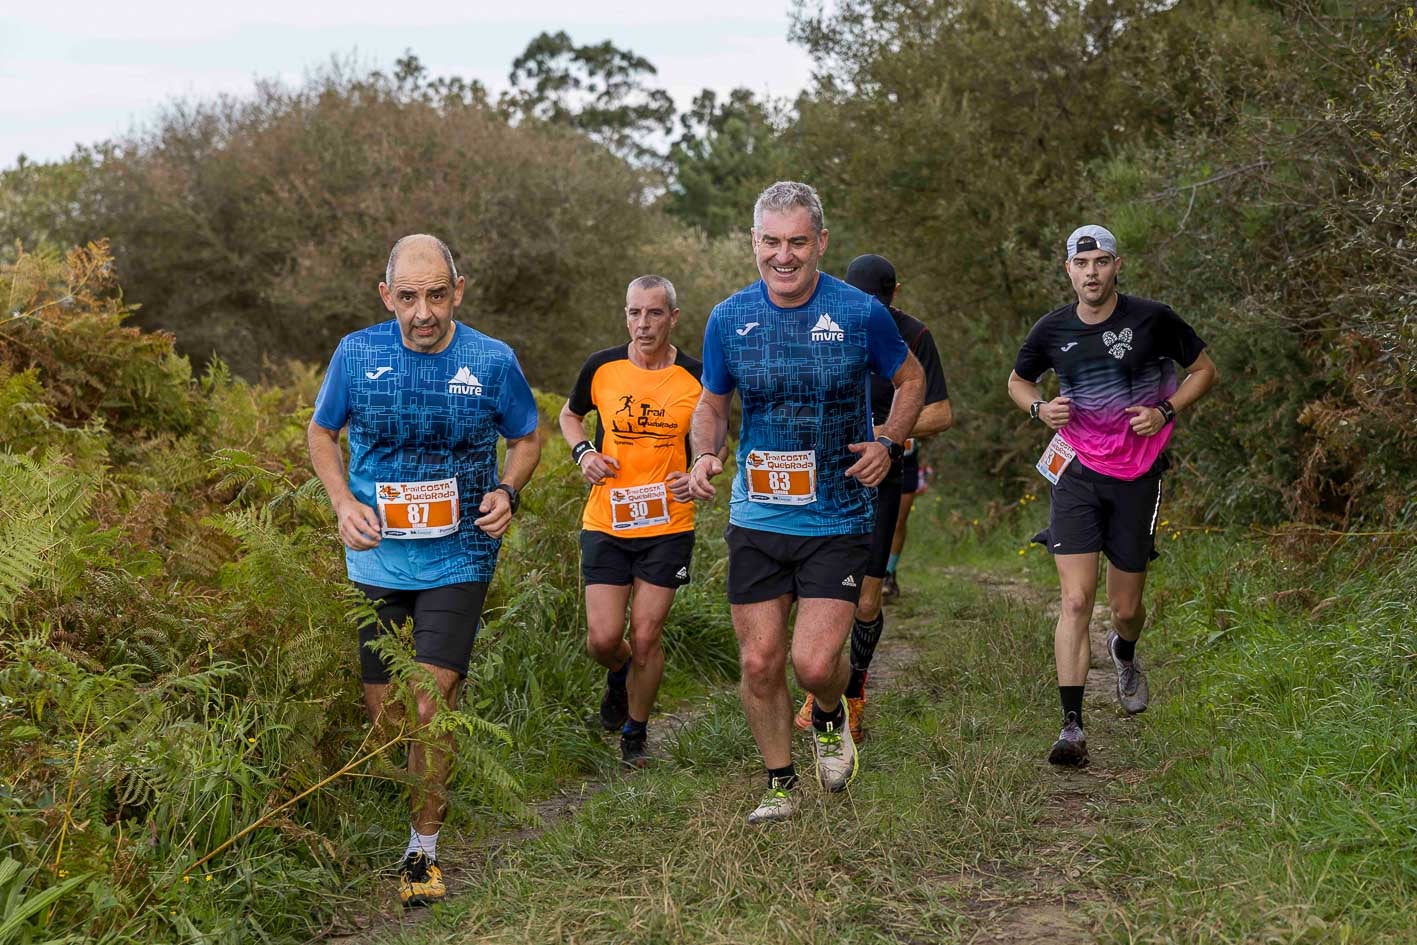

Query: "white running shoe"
left=812, top=701, right=859, bottom=793
left=747, top=778, right=799, bottom=824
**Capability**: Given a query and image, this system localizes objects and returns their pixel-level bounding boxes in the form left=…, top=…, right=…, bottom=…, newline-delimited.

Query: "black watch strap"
left=1156, top=400, right=1176, bottom=425
left=495, top=482, right=520, bottom=513
left=876, top=435, right=904, bottom=461
left=1030, top=400, right=1045, bottom=421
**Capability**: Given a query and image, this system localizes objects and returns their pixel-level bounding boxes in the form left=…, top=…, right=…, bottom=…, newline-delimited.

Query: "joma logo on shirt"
left=449, top=366, right=483, bottom=395
left=810, top=314, right=845, bottom=342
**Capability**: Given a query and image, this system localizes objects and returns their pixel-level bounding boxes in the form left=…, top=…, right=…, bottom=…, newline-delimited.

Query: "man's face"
left=753, top=207, right=828, bottom=306
left=625, top=286, right=678, bottom=354
left=1066, top=250, right=1122, bottom=308
left=378, top=249, right=465, bottom=353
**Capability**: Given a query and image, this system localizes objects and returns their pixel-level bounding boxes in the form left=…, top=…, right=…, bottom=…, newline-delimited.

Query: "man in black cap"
left=794, top=254, right=952, bottom=741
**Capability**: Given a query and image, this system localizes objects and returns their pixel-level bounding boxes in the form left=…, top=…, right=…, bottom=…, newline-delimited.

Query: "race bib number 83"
left=376, top=477, right=460, bottom=539
left=746, top=449, right=817, bottom=505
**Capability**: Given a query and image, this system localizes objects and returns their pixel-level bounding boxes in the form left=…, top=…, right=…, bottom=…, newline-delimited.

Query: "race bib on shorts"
left=376, top=477, right=460, bottom=539
left=745, top=450, right=817, bottom=505
left=1035, top=434, right=1076, bottom=485
left=609, top=482, right=671, bottom=531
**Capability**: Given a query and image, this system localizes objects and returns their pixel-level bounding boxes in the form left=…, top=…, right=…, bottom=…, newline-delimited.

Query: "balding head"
left=386, top=234, right=458, bottom=286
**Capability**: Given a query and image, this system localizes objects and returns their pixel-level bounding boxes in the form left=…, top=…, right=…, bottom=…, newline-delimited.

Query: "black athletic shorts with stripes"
left=353, top=581, right=489, bottom=683
left=725, top=524, right=871, bottom=605
left=1032, top=454, right=1167, bottom=573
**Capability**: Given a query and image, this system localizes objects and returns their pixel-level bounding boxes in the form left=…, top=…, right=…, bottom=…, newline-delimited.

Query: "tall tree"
left=666, top=89, right=794, bottom=236
left=502, top=31, right=675, bottom=166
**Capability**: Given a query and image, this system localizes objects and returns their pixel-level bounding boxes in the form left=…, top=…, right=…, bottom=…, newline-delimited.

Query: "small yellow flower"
left=58, top=869, right=68, bottom=878
left=1018, top=548, right=1027, bottom=556
left=247, top=737, right=256, bottom=745
left=1160, top=519, right=1170, bottom=527
left=205, top=874, right=213, bottom=882
left=971, top=519, right=980, bottom=526
left=183, top=874, right=191, bottom=883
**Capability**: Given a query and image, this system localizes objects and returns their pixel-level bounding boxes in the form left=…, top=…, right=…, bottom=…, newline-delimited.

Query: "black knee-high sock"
left=850, top=614, right=885, bottom=673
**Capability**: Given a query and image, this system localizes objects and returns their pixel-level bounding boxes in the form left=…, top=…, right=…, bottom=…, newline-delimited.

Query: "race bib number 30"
left=1035, top=434, right=1076, bottom=485
left=746, top=450, right=817, bottom=505
left=376, top=477, right=460, bottom=539
left=609, top=482, right=671, bottom=531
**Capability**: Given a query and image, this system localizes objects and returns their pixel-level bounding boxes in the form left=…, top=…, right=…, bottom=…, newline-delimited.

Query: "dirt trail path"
left=327, top=565, right=1132, bottom=943
left=950, top=566, right=1132, bottom=944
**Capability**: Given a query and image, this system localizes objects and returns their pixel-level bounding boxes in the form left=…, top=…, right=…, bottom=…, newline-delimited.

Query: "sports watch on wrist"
left=1030, top=400, right=1045, bottom=421
left=494, top=482, right=520, bottom=514
left=876, top=435, right=904, bottom=461
left=1156, top=400, right=1177, bottom=425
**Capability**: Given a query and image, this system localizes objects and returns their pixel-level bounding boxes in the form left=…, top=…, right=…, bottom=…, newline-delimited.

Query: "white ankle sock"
left=405, top=828, right=439, bottom=861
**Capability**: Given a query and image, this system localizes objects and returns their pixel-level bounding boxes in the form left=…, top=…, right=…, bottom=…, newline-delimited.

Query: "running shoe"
left=794, top=693, right=814, bottom=731
left=1047, top=711, right=1089, bottom=767
left=882, top=573, right=900, bottom=599
left=398, top=851, right=446, bottom=908
left=620, top=731, right=649, bottom=770
left=1106, top=630, right=1150, bottom=715
left=846, top=694, right=866, bottom=744
left=812, top=701, right=859, bottom=792
left=747, top=777, right=799, bottom=824
left=599, top=675, right=628, bottom=732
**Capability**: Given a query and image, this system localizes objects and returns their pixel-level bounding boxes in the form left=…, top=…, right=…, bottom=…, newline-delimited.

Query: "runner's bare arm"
left=307, top=420, right=382, bottom=550
left=911, top=398, right=953, bottom=438
left=686, top=389, right=731, bottom=500
left=1126, top=350, right=1220, bottom=435
left=848, top=352, right=924, bottom=487
left=1008, top=371, right=1070, bottom=430
left=475, top=430, right=541, bottom=539
left=557, top=400, right=620, bottom=484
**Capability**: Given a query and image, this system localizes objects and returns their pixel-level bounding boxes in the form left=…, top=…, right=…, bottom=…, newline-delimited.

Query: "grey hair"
left=752, top=181, right=825, bottom=234
left=626, top=274, right=677, bottom=311
left=385, top=234, right=458, bottom=285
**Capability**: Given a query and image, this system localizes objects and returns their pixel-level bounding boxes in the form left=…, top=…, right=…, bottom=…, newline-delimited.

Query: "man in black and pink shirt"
left=1007, top=225, right=1218, bottom=767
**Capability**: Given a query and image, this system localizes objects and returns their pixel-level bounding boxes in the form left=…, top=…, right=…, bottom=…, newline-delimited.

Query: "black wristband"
left=1030, top=401, right=1045, bottom=421
left=571, top=440, right=596, bottom=465
left=1156, top=400, right=1176, bottom=425
left=494, top=482, right=520, bottom=514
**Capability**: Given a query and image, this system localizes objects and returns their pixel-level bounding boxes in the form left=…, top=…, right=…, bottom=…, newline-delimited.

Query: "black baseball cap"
left=845, top=254, right=897, bottom=306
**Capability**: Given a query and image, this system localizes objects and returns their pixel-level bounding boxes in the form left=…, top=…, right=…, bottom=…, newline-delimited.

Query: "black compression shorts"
left=866, top=474, right=904, bottom=578
left=1032, top=458, right=1165, bottom=573
left=354, top=581, right=489, bottom=684
left=901, top=452, right=921, bottom=494
left=725, top=524, right=871, bottom=605
left=580, top=529, right=695, bottom=588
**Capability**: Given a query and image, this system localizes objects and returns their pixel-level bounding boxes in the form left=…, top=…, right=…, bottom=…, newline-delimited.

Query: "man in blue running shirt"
left=682, top=182, right=924, bottom=823
left=308, top=234, right=540, bottom=907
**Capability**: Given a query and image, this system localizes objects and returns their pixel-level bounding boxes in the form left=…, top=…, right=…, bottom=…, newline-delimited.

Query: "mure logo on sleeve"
left=376, top=477, right=460, bottom=538
left=745, top=450, right=817, bottom=505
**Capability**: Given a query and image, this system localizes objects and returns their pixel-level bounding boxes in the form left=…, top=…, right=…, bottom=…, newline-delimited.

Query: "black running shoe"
left=1047, top=711, right=1089, bottom=767
left=398, top=851, right=446, bottom=908
left=620, top=731, right=649, bottom=770
left=599, top=675, right=628, bottom=732
left=882, top=573, right=901, bottom=600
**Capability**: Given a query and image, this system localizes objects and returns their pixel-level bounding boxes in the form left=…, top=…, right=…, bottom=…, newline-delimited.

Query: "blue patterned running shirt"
left=312, top=320, right=539, bottom=588
left=701, top=274, right=909, bottom=536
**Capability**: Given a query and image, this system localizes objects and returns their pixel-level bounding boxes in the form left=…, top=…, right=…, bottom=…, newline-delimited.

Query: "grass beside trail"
left=382, top=492, right=1416, bottom=945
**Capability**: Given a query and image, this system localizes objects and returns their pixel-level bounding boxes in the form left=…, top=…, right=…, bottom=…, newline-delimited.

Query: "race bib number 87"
left=746, top=450, right=817, bottom=505
left=376, top=477, right=460, bottom=539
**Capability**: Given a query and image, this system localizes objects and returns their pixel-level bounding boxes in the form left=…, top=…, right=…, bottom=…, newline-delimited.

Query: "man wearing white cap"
left=1006, top=225, right=1218, bottom=766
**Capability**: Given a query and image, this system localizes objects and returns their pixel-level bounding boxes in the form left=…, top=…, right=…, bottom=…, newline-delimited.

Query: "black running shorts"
left=1033, top=458, right=1165, bottom=573
left=725, top=524, right=871, bottom=605
left=353, top=581, right=489, bottom=684
left=865, top=473, right=904, bottom=579
left=580, top=529, right=695, bottom=588
left=901, top=453, right=921, bottom=494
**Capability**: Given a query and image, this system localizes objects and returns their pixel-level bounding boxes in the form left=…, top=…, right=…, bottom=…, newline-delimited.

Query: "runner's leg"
left=732, top=595, right=794, bottom=769
left=791, top=597, right=856, bottom=713
left=625, top=579, right=675, bottom=723
left=409, top=662, right=463, bottom=835
left=585, top=583, right=634, bottom=670
left=1105, top=563, right=1147, bottom=645
left=1055, top=552, right=1099, bottom=692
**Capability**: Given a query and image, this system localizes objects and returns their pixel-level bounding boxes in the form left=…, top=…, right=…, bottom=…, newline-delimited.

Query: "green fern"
left=0, top=452, right=97, bottom=616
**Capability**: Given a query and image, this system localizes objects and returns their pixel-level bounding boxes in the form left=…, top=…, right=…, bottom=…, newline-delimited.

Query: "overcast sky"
left=1, top=0, right=818, bottom=166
